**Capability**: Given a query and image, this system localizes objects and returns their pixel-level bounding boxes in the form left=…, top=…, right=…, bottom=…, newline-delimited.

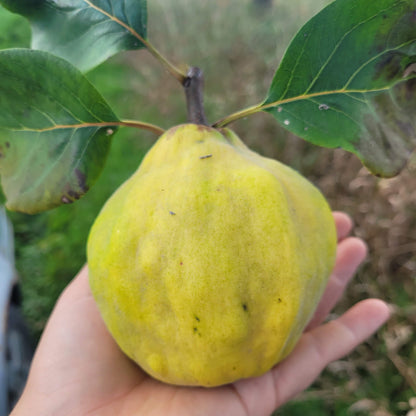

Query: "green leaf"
left=0, top=0, right=147, bottom=73
left=0, top=5, right=31, bottom=49
left=263, top=0, right=416, bottom=177
left=0, top=49, right=120, bottom=214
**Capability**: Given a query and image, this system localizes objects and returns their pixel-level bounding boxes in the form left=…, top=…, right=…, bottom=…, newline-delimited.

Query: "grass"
left=1, top=0, right=415, bottom=414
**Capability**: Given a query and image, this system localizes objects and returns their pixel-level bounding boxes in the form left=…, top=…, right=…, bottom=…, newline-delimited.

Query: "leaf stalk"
left=118, top=120, right=165, bottom=135
left=213, top=103, right=264, bottom=128
left=29, top=121, right=165, bottom=136
left=143, top=40, right=188, bottom=84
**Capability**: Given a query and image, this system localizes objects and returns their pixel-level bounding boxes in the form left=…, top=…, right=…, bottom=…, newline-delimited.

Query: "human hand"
left=11, top=212, right=390, bottom=416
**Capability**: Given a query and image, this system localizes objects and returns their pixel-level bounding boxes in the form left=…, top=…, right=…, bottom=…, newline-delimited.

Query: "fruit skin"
left=87, top=124, right=337, bottom=387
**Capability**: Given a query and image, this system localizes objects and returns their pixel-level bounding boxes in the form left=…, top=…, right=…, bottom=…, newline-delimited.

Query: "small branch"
left=212, top=103, right=263, bottom=128
left=183, top=67, right=208, bottom=125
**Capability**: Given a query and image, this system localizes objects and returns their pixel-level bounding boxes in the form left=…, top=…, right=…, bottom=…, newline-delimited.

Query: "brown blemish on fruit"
left=165, top=125, right=182, bottom=140
left=196, top=124, right=213, bottom=133
left=200, top=154, right=213, bottom=160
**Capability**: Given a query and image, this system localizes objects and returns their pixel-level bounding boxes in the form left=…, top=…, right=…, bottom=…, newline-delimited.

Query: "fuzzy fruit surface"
left=87, top=124, right=337, bottom=387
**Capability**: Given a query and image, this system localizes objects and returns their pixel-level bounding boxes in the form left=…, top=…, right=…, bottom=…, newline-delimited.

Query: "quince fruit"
left=87, top=124, right=336, bottom=387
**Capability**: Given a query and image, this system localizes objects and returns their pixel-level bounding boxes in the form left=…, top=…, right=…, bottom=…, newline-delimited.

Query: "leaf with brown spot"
left=263, top=0, right=416, bottom=177
left=0, top=49, right=119, bottom=214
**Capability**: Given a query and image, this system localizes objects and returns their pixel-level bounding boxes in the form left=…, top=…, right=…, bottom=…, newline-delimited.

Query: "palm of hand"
left=12, top=213, right=390, bottom=416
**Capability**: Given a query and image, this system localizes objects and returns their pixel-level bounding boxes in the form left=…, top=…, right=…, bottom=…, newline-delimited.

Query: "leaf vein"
left=82, top=0, right=145, bottom=43
left=22, top=128, right=81, bottom=197
left=304, top=2, right=400, bottom=95
left=344, top=92, right=367, bottom=104
left=343, top=39, right=416, bottom=89
left=307, top=97, right=362, bottom=128
left=264, top=85, right=392, bottom=110
left=279, top=24, right=312, bottom=100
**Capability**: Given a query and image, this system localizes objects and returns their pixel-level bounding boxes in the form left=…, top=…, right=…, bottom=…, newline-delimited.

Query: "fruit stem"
left=183, top=67, right=208, bottom=125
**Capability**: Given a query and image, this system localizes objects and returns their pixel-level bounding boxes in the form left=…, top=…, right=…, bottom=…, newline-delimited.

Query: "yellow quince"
left=87, top=124, right=336, bottom=387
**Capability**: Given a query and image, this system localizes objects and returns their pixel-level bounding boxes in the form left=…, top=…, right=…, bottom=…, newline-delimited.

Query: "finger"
left=333, top=211, right=353, bottom=242
left=307, top=237, right=367, bottom=330
left=272, top=299, right=390, bottom=408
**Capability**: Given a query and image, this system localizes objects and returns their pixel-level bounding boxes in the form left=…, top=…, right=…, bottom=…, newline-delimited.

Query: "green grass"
left=1, top=0, right=415, bottom=414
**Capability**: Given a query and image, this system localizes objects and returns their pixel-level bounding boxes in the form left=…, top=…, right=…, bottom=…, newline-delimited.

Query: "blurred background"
left=0, top=0, right=415, bottom=414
